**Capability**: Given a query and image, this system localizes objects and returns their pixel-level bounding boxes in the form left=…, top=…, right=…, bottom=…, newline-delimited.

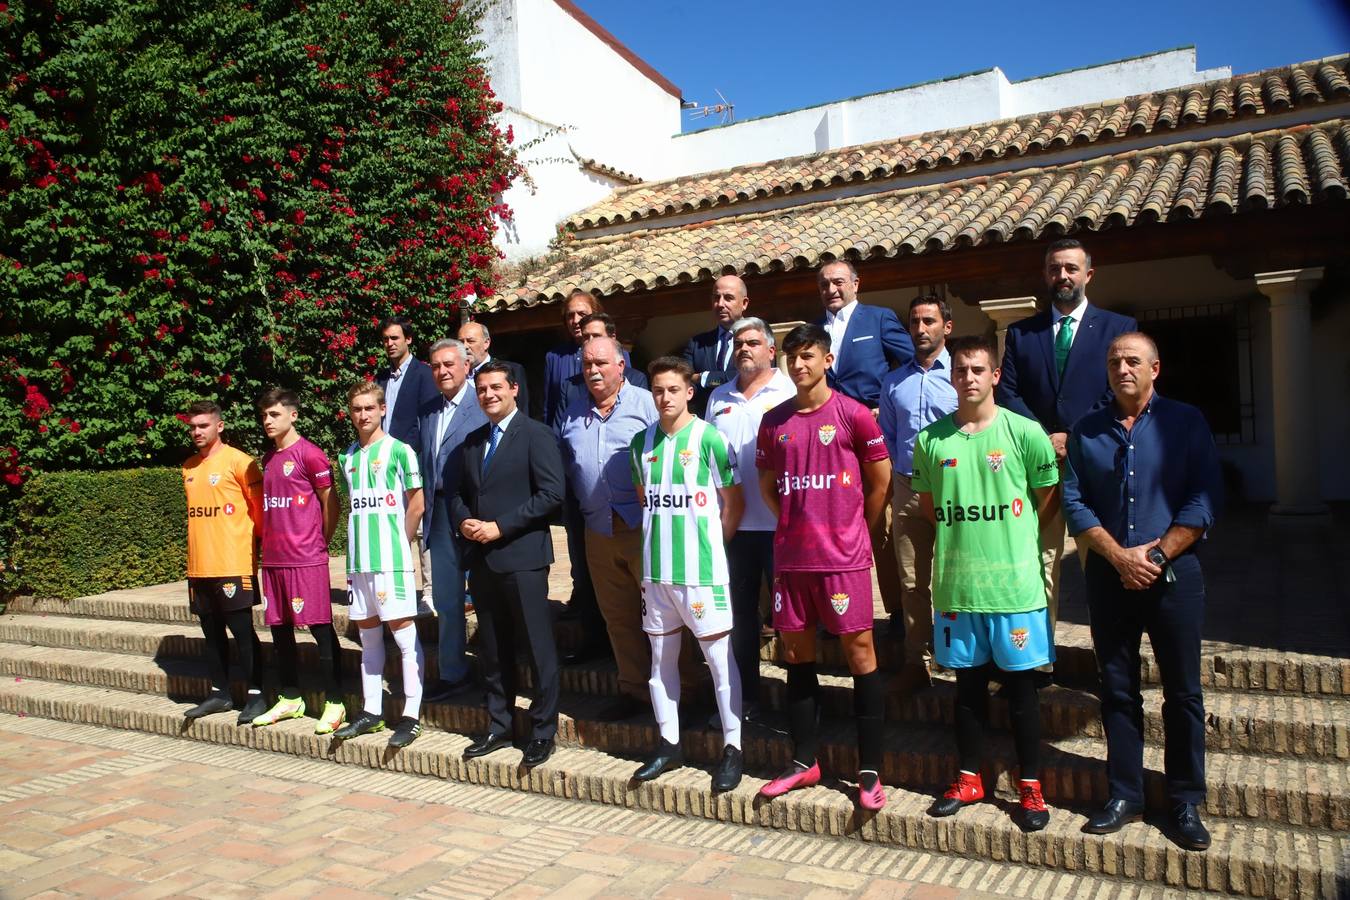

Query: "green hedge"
left=12, top=464, right=346, bottom=600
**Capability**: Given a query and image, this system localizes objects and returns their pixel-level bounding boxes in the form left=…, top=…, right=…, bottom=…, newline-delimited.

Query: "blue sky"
left=573, top=0, right=1350, bottom=131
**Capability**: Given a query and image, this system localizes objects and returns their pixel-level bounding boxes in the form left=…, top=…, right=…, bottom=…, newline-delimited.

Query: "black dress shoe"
left=634, top=739, right=683, bottom=782
left=1083, top=798, right=1146, bottom=834
left=563, top=642, right=613, bottom=666
left=1170, top=803, right=1211, bottom=851
left=596, top=694, right=643, bottom=722
left=425, top=676, right=475, bottom=703
left=521, top=739, right=554, bottom=767
left=184, top=692, right=233, bottom=719
left=711, top=745, right=743, bottom=792
left=464, top=732, right=512, bottom=759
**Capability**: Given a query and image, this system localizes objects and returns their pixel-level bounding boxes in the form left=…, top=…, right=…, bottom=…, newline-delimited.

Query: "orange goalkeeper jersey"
left=182, top=444, right=264, bottom=578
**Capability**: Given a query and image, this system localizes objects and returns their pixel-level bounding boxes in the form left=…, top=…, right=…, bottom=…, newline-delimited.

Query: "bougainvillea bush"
left=0, top=0, right=516, bottom=583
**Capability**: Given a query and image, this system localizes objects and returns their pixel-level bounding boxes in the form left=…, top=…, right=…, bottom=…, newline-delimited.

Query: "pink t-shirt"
left=261, top=437, right=333, bottom=568
left=756, top=391, right=888, bottom=572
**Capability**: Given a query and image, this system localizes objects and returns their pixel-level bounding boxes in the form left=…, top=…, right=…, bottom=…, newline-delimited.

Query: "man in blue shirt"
left=557, top=336, right=671, bottom=720
left=1063, top=332, right=1221, bottom=852
left=877, top=295, right=958, bottom=696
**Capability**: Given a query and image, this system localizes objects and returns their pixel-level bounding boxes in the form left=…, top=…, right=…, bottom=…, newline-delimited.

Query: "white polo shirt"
left=705, top=369, right=797, bottom=532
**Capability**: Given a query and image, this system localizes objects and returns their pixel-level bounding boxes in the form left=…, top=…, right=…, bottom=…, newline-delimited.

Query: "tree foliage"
left=0, top=0, right=516, bottom=491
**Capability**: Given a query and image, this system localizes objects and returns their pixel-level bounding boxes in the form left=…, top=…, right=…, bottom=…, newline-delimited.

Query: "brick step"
left=0, top=676, right=1343, bottom=898
left=3, top=614, right=1347, bottom=760
left=1, top=641, right=1346, bottom=833
left=11, top=592, right=1349, bottom=697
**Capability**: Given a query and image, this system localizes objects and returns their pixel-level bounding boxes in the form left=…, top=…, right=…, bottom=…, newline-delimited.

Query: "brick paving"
left=0, top=714, right=1218, bottom=900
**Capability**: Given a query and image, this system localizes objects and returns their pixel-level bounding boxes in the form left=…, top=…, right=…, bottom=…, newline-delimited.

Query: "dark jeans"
left=1086, top=550, right=1207, bottom=805
left=428, top=494, right=469, bottom=684
left=726, top=530, right=773, bottom=706
left=471, top=567, right=559, bottom=741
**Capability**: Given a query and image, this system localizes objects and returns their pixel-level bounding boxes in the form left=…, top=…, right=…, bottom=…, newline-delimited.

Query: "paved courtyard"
left=0, top=714, right=1087, bottom=900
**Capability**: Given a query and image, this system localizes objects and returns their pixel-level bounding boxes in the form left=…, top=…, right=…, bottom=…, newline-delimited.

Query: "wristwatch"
left=1145, top=546, right=1168, bottom=568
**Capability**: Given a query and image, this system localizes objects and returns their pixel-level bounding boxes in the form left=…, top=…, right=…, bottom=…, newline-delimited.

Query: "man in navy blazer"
left=814, top=259, right=914, bottom=639
left=814, top=260, right=914, bottom=410
left=681, top=274, right=749, bottom=417
left=452, top=362, right=565, bottom=768
left=418, top=337, right=489, bottom=700
left=375, top=316, right=440, bottom=447
left=996, top=238, right=1137, bottom=678
left=458, top=321, right=532, bottom=419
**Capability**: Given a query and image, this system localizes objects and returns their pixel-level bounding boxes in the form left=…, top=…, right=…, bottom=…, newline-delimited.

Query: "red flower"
left=292, top=209, right=306, bottom=225
left=69, top=421, right=81, bottom=433
left=141, top=172, right=164, bottom=196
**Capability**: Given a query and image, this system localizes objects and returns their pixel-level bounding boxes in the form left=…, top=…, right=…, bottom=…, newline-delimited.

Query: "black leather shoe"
left=1083, top=798, right=1146, bottom=834
left=563, top=642, right=613, bottom=666
left=425, top=676, right=475, bottom=703
left=711, top=745, right=743, bottom=792
left=633, top=739, right=683, bottom=781
left=1170, top=803, right=1211, bottom=851
left=464, top=732, right=512, bottom=759
left=596, top=694, right=643, bottom=722
left=184, top=692, right=233, bottom=719
left=521, top=739, right=554, bottom=767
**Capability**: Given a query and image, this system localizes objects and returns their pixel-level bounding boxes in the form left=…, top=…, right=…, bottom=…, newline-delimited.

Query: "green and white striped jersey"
left=629, top=418, right=738, bottom=586
left=340, top=434, right=422, bottom=575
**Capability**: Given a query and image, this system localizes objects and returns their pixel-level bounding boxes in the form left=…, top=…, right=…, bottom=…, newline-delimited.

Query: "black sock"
left=853, top=669, right=885, bottom=773
left=199, top=612, right=230, bottom=693
left=310, top=623, right=343, bottom=700
left=1003, top=669, right=1042, bottom=780
left=954, top=667, right=991, bottom=774
left=270, top=625, right=299, bottom=696
left=785, top=661, right=820, bottom=766
left=225, top=608, right=263, bottom=691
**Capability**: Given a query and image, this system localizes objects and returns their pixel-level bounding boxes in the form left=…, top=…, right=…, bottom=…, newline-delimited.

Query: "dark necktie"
left=482, top=425, right=502, bottom=472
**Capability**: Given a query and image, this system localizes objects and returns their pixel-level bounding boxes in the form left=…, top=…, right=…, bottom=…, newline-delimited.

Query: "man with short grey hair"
left=419, top=338, right=488, bottom=701
left=706, top=316, right=795, bottom=718
left=458, top=320, right=532, bottom=418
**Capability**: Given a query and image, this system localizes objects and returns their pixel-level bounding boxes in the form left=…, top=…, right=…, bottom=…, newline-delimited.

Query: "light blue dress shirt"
left=878, top=347, right=958, bottom=476
left=381, top=354, right=413, bottom=432
left=557, top=381, right=657, bottom=536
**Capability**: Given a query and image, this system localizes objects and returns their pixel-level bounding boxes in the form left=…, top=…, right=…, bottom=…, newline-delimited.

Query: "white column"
left=1254, top=268, right=1328, bottom=519
left=978, top=297, right=1039, bottom=360
left=770, top=320, right=806, bottom=373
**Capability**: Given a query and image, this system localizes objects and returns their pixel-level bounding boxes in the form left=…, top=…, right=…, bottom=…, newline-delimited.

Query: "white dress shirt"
left=1052, top=296, right=1090, bottom=348
left=825, top=299, right=858, bottom=367
left=483, top=408, right=517, bottom=459
left=434, top=380, right=470, bottom=450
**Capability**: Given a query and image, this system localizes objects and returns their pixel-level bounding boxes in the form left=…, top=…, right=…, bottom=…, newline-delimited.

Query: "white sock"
left=358, top=626, right=385, bottom=716
left=392, top=625, right=424, bottom=721
left=647, top=631, right=682, bottom=745
left=700, top=633, right=742, bottom=749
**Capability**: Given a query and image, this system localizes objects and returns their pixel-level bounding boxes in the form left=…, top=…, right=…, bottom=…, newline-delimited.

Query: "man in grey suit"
left=419, top=338, right=489, bottom=701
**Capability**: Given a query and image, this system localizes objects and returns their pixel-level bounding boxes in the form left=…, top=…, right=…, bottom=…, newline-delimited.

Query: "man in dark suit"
left=376, top=316, right=440, bottom=447
left=418, top=338, right=489, bottom=701
left=453, top=362, right=564, bottom=768
left=814, top=260, right=914, bottom=638
left=377, top=315, right=441, bottom=604
left=458, top=321, right=532, bottom=419
left=996, top=238, right=1138, bottom=678
left=681, top=274, right=748, bottom=417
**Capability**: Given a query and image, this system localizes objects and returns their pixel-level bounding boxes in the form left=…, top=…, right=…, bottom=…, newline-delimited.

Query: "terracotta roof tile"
left=491, top=121, right=1350, bottom=312
left=563, top=55, right=1350, bottom=229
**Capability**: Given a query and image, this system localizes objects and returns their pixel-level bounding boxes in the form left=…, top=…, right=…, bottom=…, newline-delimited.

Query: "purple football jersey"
left=261, top=437, right=333, bottom=567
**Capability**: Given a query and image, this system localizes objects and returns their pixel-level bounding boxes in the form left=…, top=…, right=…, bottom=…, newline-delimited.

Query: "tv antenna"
left=682, top=89, right=735, bottom=125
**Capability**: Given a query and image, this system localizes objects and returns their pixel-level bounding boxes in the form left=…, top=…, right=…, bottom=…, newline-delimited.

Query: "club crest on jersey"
left=829, top=592, right=849, bottom=614
left=817, top=424, right=837, bottom=446
left=371, top=458, right=384, bottom=472
left=290, top=597, right=304, bottom=615
left=282, top=461, right=296, bottom=477
left=1010, top=627, right=1029, bottom=650
left=678, top=448, right=694, bottom=467
left=376, top=590, right=388, bottom=605
left=222, top=582, right=237, bottom=599
left=209, top=473, right=221, bottom=486
left=985, top=450, right=1006, bottom=473
left=691, top=599, right=706, bottom=620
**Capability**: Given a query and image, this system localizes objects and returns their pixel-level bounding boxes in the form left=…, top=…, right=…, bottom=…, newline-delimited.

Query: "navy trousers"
left=726, top=529, right=773, bottom=706
left=428, top=494, right=469, bottom=684
left=1085, top=550, right=1207, bottom=806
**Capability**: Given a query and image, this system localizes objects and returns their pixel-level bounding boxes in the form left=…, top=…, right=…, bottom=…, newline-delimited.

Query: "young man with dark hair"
left=629, top=357, right=746, bottom=791
left=755, top=324, right=892, bottom=811
left=914, top=335, right=1060, bottom=832
left=334, top=381, right=427, bottom=748
left=180, top=399, right=267, bottom=723
left=251, top=388, right=346, bottom=734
